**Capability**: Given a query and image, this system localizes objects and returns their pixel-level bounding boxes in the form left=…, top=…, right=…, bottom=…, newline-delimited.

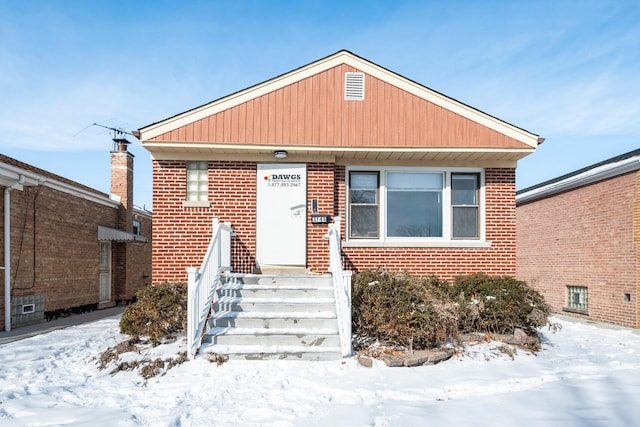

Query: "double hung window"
left=452, top=174, right=480, bottom=239
left=347, top=168, right=483, bottom=244
left=349, top=172, right=379, bottom=238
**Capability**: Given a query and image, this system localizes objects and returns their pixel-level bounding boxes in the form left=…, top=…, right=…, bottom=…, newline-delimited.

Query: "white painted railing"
left=327, top=217, right=352, bottom=357
left=186, top=218, right=232, bottom=359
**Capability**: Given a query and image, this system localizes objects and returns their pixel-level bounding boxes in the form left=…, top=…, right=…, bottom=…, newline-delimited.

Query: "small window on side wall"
left=566, top=286, right=588, bottom=312
left=186, top=161, right=208, bottom=202
left=132, top=220, right=141, bottom=235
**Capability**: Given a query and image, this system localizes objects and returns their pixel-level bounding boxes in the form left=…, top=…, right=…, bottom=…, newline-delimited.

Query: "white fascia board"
left=0, top=164, right=40, bottom=188
left=517, top=156, right=640, bottom=205
left=42, top=179, right=119, bottom=208
left=143, top=141, right=535, bottom=156
left=139, top=51, right=539, bottom=147
left=0, top=161, right=119, bottom=208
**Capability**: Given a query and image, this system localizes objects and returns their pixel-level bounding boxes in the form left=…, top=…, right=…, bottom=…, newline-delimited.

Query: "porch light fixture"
left=274, top=150, right=288, bottom=159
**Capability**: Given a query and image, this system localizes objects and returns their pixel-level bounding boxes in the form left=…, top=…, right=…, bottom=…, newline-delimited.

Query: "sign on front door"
left=256, top=163, right=307, bottom=267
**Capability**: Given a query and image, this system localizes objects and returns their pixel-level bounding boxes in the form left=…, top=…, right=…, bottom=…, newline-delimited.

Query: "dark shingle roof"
left=517, top=147, right=640, bottom=195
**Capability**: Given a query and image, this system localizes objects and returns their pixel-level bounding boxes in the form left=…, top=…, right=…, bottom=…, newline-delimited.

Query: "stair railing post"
left=186, top=267, right=199, bottom=360
left=343, top=270, right=353, bottom=356
left=222, top=221, right=232, bottom=270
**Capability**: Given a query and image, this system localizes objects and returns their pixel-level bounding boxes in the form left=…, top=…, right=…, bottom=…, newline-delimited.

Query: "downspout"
left=4, top=174, right=25, bottom=332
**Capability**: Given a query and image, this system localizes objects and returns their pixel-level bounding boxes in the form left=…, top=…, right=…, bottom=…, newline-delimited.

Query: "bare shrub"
left=119, top=282, right=187, bottom=343
left=97, top=338, right=140, bottom=370
left=447, top=273, right=552, bottom=335
left=205, top=353, right=229, bottom=365
left=352, top=270, right=555, bottom=353
left=352, top=269, right=456, bottom=350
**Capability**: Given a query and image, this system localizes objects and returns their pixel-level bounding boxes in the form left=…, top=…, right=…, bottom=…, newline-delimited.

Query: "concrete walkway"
left=0, top=306, right=126, bottom=345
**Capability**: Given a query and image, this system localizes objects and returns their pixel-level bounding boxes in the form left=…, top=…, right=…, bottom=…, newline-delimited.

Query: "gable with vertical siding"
left=140, top=50, right=539, bottom=155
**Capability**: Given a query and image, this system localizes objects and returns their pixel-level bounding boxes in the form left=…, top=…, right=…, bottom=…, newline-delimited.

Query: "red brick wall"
left=307, top=163, right=335, bottom=272
left=152, top=160, right=257, bottom=284
left=0, top=184, right=150, bottom=329
left=120, top=211, right=152, bottom=301
left=153, top=162, right=518, bottom=284
left=517, top=172, right=639, bottom=328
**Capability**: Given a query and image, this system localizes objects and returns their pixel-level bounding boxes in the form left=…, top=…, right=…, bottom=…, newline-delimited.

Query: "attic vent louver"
left=344, top=72, right=365, bottom=100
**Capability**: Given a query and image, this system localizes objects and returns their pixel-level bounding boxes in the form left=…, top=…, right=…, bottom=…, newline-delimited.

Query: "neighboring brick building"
left=517, top=149, right=640, bottom=328
left=138, top=50, right=540, bottom=284
left=0, top=141, right=152, bottom=331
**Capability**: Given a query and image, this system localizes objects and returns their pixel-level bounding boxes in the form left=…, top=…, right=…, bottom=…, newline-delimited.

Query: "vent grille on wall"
left=344, top=72, right=365, bottom=100
left=12, top=294, right=45, bottom=326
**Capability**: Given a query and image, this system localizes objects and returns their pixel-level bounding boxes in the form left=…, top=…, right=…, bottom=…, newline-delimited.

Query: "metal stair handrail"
left=327, top=217, right=352, bottom=356
left=186, top=218, right=232, bottom=359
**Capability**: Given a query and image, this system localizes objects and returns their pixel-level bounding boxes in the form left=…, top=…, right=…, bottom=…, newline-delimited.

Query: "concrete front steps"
left=199, top=273, right=343, bottom=361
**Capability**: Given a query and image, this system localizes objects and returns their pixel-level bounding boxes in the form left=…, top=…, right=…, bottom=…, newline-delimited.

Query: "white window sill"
left=342, top=240, right=491, bottom=248
left=182, top=200, right=211, bottom=208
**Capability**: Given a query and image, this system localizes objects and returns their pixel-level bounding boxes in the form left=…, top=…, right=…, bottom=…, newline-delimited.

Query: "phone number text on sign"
left=268, top=182, right=301, bottom=188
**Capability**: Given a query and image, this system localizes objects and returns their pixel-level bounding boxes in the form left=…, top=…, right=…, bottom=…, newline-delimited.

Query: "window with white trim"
left=452, top=173, right=480, bottom=239
left=186, top=161, right=208, bottom=202
left=349, top=172, right=379, bottom=238
left=346, top=167, right=484, bottom=244
left=387, top=172, right=443, bottom=237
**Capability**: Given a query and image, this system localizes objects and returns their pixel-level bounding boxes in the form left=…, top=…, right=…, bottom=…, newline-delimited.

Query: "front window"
left=452, top=174, right=479, bottom=239
left=347, top=168, right=483, bottom=244
left=349, top=172, right=379, bottom=238
left=387, top=172, right=442, bottom=237
left=186, top=161, right=208, bottom=202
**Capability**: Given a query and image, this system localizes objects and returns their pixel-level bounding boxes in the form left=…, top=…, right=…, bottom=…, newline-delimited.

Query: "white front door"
left=256, top=163, right=307, bottom=267
left=99, top=242, right=112, bottom=303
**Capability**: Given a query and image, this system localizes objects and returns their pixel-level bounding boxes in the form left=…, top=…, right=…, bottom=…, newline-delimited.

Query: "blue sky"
left=2, top=0, right=639, bottom=209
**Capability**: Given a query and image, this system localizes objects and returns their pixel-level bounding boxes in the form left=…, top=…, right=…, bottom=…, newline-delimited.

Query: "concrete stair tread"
left=200, top=343, right=342, bottom=354
left=212, top=310, right=336, bottom=319
left=221, top=283, right=332, bottom=290
left=226, top=273, right=331, bottom=279
left=216, top=296, right=335, bottom=304
left=202, top=272, right=345, bottom=360
left=207, top=327, right=339, bottom=336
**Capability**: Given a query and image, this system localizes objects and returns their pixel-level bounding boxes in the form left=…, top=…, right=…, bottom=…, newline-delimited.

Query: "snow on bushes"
left=352, top=270, right=554, bottom=351
left=447, top=272, right=553, bottom=335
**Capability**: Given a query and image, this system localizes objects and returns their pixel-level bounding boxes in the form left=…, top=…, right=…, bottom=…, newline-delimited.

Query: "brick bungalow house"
left=138, top=50, right=541, bottom=283
left=0, top=141, right=152, bottom=331
left=517, top=148, right=640, bottom=328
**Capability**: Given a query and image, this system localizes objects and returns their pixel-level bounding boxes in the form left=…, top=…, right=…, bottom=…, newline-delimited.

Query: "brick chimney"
left=110, top=141, right=134, bottom=232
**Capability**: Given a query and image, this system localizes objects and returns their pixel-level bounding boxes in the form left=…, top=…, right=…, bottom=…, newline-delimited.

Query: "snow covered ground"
left=1, top=315, right=639, bottom=427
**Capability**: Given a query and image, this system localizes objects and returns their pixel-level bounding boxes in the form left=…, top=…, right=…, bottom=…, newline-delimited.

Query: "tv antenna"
left=93, top=123, right=136, bottom=150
